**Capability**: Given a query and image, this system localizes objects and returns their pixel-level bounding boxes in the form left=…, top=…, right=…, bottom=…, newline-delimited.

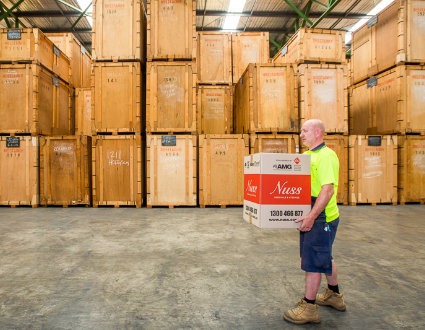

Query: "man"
left=283, top=119, right=346, bottom=325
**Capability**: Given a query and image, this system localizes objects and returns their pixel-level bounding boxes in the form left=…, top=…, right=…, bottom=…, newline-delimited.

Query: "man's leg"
left=316, top=260, right=346, bottom=311
left=283, top=272, right=321, bottom=324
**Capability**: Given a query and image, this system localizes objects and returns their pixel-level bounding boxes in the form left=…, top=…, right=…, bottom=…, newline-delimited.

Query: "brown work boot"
left=316, top=287, right=346, bottom=311
left=283, top=299, right=321, bottom=324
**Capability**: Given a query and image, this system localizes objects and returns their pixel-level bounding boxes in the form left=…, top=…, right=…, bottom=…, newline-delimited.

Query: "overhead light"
left=345, top=0, right=394, bottom=44
left=223, top=0, right=247, bottom=30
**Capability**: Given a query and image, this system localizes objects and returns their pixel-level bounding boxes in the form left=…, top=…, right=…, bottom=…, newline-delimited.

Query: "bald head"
left=300, top=119, right=325, bottom=149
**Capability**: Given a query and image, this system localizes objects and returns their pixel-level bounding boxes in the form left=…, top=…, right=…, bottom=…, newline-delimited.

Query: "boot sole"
left=316, top=302, right=346, bottom=312
left=283, top=314, right=321, bottom=324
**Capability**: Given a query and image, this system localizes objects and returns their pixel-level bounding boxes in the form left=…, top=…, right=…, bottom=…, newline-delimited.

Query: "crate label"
left=367, top=77, right=377, bottom=88
left=368, top=136, right=382, bottom=147
left=367, top=16, right=378, bottom=28
left=161, top=135, right=176, bottom=146
left=7, top=29, right=21, bottom=40
left=81, top=45, right=86, bottom=55
left=281, top=45, right=288, bottom=56
left=53, top=45, right=61, bottom=57
left=6, top=136, right=20, bottom=148
left=52, top=76, right=60, bottom=87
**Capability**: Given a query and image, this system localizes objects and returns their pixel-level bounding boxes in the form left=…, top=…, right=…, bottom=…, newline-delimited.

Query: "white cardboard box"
left=243, top=153, right=311, bottom=228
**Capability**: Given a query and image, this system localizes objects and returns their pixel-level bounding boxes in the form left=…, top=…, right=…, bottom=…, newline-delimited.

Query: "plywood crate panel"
left=198, top=134, right=249, bottom=207
left=249, top=133, right=299, bottom=154
left=234, top=63, right=298, bottom=134
left=0, top=63, right=73, bottom=135
left=147, top=0, right=196, bottom=60
left=40, top=136, right=91, bottom=206
left=75, top=88, right=93, bottom=136
left=0, top=28, right=71, bottom=82
left=232, top=32, right=269, bottom=84
left=92, top=62, right=141, bottom=134
left=146, top=61, right=196, bottom=133
left=196, top=85, right=233, bottom=134
left=197, top=32, right=232, bottom=84
left=92, top=0, right=146, bottom=61
left=146, top=134, right=197, bottom=207
left=351, top=65, right=425, bottom=135
left=348, top=81, right=372, bottom=135
left=0, top=136, right=39, bottom=206
left=46, top=32, right=92, bottom=88
left=351, top=0, right=425, bottom=85
left=398, top=135, right=425, bottom=204
left=92, top=135, right=143, bottom=207
left=301, top=135, right=349, bottom=205
left=272, top=28, right=346, bottom=65
left=298, top=63, right=348, bottom=134
left=349, top=135, right=398, bottom=205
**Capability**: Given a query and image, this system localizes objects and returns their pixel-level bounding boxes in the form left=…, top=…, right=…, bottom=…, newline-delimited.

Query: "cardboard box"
left=243, top=153, right=311, bottom=228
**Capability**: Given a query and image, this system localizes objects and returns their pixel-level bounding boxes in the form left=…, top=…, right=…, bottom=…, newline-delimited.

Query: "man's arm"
left=296, top=183, right=334, bottom=232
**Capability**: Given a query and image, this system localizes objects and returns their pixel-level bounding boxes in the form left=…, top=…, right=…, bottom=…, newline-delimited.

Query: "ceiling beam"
left=195, top=10, right=368, bottom=20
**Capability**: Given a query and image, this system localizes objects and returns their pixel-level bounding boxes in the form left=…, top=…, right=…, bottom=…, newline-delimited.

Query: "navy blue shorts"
left=300, top=217, right=339, bottom=274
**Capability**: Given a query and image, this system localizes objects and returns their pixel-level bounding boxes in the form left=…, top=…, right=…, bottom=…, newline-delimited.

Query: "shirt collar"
left=310, top=142, right=326, bottom=151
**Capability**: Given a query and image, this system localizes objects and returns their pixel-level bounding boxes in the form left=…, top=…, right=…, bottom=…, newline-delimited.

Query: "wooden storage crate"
left=75, top=87, right=92, bottom=136
left=272, top=28, right=346, bottom=65
left=232, top=32, right=270, bottom=83
left=146, top=134, right=197, bottom=207
left=350, top=65, right=425, bottom=135
left=147, top=0, right=196, bottom=60
left=298, top=63, right=348, bottom=134
left=0, top=28, right=71, bottom=82
left=92, top=62, right=141, bottom=134
left=0, top=136, right=39, bottom=206
left=196, top=85, right=233, bottom=134
left=197, top=32, right=232, bottom=84
left=301, top=135, right=349, bottom=205
left=398, top=135, right=425, bottom=204
left=348, top=81, right=371, bottom=135
left=0, top=63, right=73, bottom=135
left=350, top=0, right=425, bottom=84
left=146, top=61, right=196, bottom=133
left=92, top=0, right=146, bottom=61
left=249, top=133, right=299, bottom=154
left=46, top=32, right=92, bottom=88
left=234, top=63, right=298, bottom=134
left=349, top=135, right=398, bottom=205
left=92, top=135, right=143, bottom=208
left=39, top=136, right=91, bottom=206
left=198, top=134, right=249, bottom=207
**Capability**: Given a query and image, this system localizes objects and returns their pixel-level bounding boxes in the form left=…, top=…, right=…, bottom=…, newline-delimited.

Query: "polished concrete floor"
left=0, top=204, right=424, bottom=329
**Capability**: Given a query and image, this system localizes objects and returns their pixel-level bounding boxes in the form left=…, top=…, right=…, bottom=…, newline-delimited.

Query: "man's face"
left=300, top=122, right=316, bottom=148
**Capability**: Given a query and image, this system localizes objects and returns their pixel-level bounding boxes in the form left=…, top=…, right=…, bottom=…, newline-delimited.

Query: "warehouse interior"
left=1, top=0, right=425, bottom=328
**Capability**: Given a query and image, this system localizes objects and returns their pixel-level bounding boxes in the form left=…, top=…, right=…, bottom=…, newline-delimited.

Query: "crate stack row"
left=145, top=0, right=197, bottom=207
left=349, top=0, right=425, bottom=205
left=196, top=31, right=269, bottom=207
left=0, top=28, right=94, bottom=207
left=265, top=28, right=349, bottom=204
left=87, top=0, right=147, bottom=208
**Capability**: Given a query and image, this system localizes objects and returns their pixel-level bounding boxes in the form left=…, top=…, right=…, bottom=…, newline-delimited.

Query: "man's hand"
left=295, top=214, right=315, bottom=232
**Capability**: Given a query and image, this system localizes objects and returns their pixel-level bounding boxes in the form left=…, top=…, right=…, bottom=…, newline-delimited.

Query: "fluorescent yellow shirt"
left=304, top=143, right=339, bottom=222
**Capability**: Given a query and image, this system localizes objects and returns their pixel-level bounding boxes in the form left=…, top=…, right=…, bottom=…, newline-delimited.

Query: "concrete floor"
left=0, top=205, right=424, bottom=329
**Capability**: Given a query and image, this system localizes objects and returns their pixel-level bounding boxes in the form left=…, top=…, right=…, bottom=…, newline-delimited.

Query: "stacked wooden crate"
left=145, top=0, right=197, bottom=207
left=196, top=32, right=244, bottom=207
left=272, top=28, right=349, bottom=204
left=37, top=33, right=93, bottom=207
left=231, top=31, right=300, bottom=161
left=90, top=0, right=146, bottom=208
left=0, top=28, right=73, bottom=207
left=349, top=0, right=425, bottom=204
